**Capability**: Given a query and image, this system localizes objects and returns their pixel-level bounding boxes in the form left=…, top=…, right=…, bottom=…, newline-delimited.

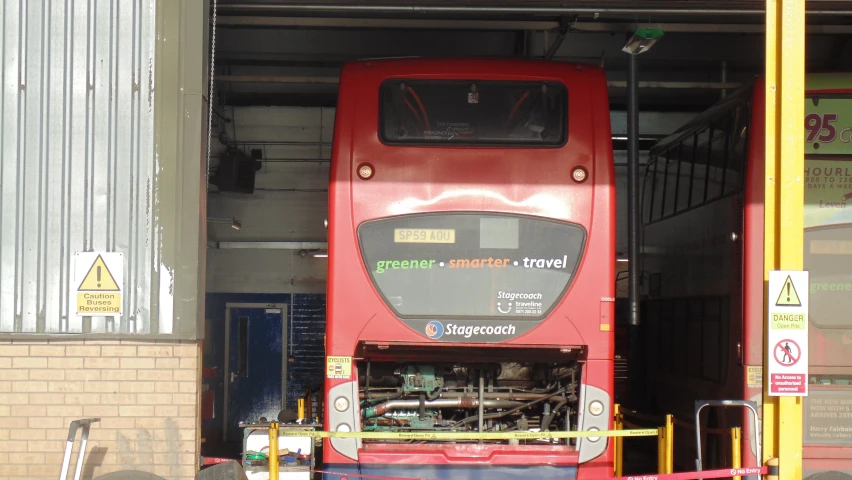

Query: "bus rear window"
left=379, top=79, right=568, bottom=146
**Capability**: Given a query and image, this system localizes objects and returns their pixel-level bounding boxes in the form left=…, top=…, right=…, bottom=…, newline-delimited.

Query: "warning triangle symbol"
left=77, top=255, right=120, bottom=292
left=775, top=275, right=801, bottom=307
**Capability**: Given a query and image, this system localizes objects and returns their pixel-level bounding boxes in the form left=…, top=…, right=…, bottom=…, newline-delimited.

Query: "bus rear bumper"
left=321, top=463, right=578, bottom=480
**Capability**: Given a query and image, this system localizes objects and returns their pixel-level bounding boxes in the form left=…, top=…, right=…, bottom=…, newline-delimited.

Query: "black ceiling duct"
left=213, top=148, right=262, bottom=194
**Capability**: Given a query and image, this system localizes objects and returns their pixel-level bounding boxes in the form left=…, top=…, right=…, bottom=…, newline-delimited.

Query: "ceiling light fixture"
left=622, top=28, right=664, bottom=55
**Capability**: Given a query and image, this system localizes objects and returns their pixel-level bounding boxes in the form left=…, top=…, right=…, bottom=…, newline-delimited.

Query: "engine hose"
left=540, top=399, right=568, bottom=432
left=451, top=387, right=570, bottom=427
left=362, top=398, right=523, bottom=419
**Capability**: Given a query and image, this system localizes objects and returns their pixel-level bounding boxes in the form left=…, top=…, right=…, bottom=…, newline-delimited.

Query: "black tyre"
left=806, top=472, right=852, bottom=480
left=195, top=461, right=248, bottom=480
left=92, top=471, right=167, bottom=480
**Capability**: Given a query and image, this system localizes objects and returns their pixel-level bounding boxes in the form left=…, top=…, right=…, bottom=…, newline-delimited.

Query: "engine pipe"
left=363, top=398, right=523, bottom=418
left=478, top=372, right=485, bottom=435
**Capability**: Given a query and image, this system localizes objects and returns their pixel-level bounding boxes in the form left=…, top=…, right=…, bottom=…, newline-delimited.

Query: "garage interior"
left=198, top=0, right=852, bottom=461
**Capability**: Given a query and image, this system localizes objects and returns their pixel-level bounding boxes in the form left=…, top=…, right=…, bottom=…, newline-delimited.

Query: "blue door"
left=226, top=305, right=286, bottom=442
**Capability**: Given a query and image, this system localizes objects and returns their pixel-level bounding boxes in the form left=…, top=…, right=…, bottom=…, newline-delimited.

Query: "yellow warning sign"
left=326, top=356, right=352, bottom=379
left=74, top=252, right=123, bottom=316
left=775, top=275, right=802, bottom=307
left=78, top=255, right=120, bottom=291
left=747, top=366, right=763, bottom=388
left=76, top=293, right=121, bottom=314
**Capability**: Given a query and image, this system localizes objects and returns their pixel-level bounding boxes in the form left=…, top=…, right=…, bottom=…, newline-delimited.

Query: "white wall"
left=205, top=106, right=696, bottom=294
left=206, top=106, right=334, bottom=293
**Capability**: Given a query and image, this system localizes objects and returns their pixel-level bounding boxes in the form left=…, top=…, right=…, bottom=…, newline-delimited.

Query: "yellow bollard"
left=657, top=426, right=665, bottom=474
left=732, top=427, right=742, bottom=480
left=614, top=404, right=623, bottom=477
left=766, top=457, right=779, bottom=480
left=664, top=414, right=674, bottom=474
left=269, top=421, right=279, bottom=480
left=298, top=398, right=305, bottom=421
left=305, top=389, right=313, bottom=420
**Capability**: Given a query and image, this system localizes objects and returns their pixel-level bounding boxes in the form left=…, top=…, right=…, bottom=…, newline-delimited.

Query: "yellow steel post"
left=732, top=427, right=743, bottom=480
left=298, top=398, right=305, bottom=421
left=269, top=421, right=280, bottom=480
left=664, top=414, right=674, bottom=474
left=614, top=404, right=623, bottom=476
left=657, top=427, right=665, bottom=474
left=764, top=1, right=805, bottom=480
left=762, top=0, right=779, bottom=465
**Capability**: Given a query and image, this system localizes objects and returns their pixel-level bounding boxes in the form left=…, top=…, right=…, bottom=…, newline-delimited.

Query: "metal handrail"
left=694, top=400, right=760, bottom=475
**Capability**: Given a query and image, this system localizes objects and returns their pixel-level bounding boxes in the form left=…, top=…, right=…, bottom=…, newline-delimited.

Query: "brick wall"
left=0, top=339, right=200, bottom=480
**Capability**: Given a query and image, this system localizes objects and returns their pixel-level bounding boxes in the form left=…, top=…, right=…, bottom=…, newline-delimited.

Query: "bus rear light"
left=357, top=163, right=375, bottom=180
left=578, top=384, right=609, bottom=463
left=587, top=427, right=601, bottom=442
left=334, top=396, right=350, bottom=412
left=336, top=423, right=352, bottom=432
left=572, top=166, right=588, bottom=183
left=588, top=400, right=604, bottom=416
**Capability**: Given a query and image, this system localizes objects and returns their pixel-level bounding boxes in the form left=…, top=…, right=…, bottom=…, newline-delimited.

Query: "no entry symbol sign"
left=774, top=339, right=801, bottom=367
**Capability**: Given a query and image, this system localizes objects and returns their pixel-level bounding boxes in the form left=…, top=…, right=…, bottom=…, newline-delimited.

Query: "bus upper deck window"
left=379, top=79, right=568, bottom=147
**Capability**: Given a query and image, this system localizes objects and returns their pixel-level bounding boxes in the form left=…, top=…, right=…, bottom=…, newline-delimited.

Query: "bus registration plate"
left=394, top=228, right=456, bottom=243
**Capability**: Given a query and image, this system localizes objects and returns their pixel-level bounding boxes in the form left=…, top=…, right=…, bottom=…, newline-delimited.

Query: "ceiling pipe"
left=215, top=75, right=743, bottom=90
left=215, top=75, right=339, bottom=84
left=215, top=241, right=328, bottom=250
left=215, top=4, right=852, bottom=15
left=216, top=16, right=561, bottom=30
left=544, top=16, right=576, bottom=60
left=571, top=22, right=852, bottom=34
left=214, top=17, right=852, bottom=35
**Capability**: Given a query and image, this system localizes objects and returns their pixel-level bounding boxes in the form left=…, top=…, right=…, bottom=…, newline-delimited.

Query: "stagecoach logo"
left=425, top=321, right=444, bottom=339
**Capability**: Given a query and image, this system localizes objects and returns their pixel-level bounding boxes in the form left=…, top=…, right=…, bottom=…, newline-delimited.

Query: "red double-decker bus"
left=639, top=73, right=852, bottom=477
left=323, top=57, right=616, bottom=479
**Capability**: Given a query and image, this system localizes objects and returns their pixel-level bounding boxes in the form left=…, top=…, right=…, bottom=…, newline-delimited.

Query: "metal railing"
left=614, top=403, right=749, bottom=477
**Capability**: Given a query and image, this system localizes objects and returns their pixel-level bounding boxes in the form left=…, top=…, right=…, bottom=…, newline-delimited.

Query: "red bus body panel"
left=642, top=74, right=852, bottom=476
left=739, top=77, right=852, bottom=472
left=742, top=79, right=852, bottom=471
left=325, top=58, right=615, bottom=479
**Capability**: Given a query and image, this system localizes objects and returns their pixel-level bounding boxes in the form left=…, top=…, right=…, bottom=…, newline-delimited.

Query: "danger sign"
left=73, top=252, right=123, bottom=316
left=767, top=271, right=808, bottom=397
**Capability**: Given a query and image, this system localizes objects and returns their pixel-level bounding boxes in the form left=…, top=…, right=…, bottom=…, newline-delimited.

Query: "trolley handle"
left=60, top=418, right=101, bottom=480
left=694, top=400, right=760, bottom=475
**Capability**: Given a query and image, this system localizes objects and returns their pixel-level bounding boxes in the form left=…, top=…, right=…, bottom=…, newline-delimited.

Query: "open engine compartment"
left=356, top=347, right=584, bottom=444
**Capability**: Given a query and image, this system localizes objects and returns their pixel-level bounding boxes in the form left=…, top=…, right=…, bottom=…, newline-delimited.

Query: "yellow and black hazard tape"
left=262, top=428, right=658, bottom=440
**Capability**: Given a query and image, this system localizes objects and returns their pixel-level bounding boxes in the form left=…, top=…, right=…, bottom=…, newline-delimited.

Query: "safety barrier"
left=694, top=400, right=759, bottom=475
left=260, top=413, right=753, bottom=480
left=614, top=404, right=747, bottom=477
left=261, top=420, right=658, bottom=480
left=613, top=404, right=673, bottom=476
left=263, top=423, right=658, bottom=440
left=669, top=416, right=738, bottom=473
left=308, top=465, right=771, bottom=480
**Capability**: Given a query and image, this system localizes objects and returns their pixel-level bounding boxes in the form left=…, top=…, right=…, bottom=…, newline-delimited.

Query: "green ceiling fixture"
left=622, top=28, right=665, bottom=55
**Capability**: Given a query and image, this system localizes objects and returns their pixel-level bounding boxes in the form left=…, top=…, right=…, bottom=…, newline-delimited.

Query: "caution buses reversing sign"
left=73, top=252, right=123, bottom=316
